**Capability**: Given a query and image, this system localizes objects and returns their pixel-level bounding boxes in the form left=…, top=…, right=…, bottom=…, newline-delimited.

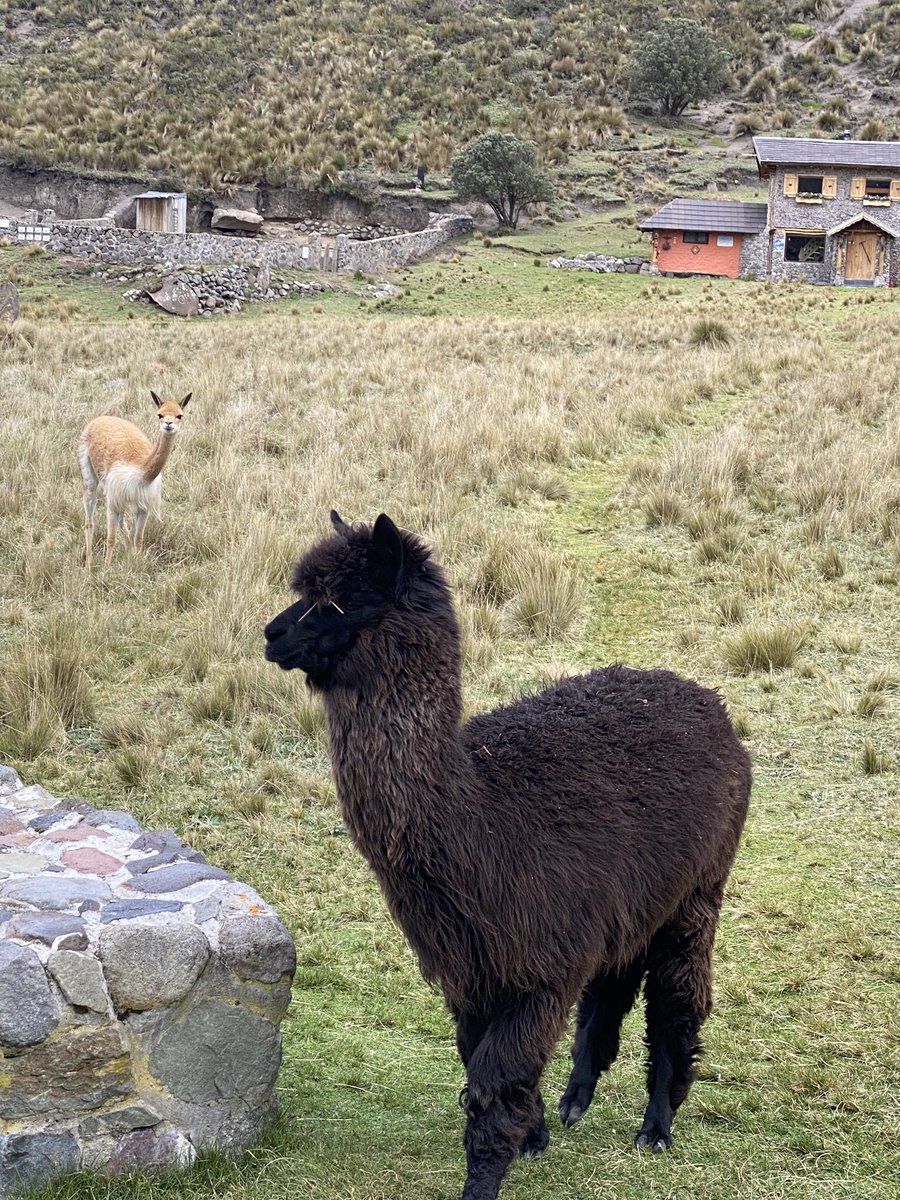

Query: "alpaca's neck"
left=141, top=433, right=175, bottom=483
left=324, top=625, right=473, bottom=872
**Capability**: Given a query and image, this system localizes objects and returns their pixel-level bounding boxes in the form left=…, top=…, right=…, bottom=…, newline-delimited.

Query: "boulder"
left=146, top=276, right=200, bottom=318
left=211, top=207, right=263, bottom=234
left=0, top=281, right=20, bottom=324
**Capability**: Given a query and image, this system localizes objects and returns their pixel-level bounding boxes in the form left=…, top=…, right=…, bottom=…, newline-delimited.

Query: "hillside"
left=3, top=0, right=898, bottom=194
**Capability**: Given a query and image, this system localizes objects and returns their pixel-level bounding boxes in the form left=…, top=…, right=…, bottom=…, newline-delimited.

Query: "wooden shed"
left=135, top=192, right=187, bottom=234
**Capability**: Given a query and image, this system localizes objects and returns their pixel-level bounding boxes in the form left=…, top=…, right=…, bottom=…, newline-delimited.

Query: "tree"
left=628, top=19, right=730, bottom=118
left=450, top=133, right=555, bottom=230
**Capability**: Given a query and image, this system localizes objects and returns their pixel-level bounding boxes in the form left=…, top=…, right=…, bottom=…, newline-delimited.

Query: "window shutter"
left=783, top=173, right=798, bottom=197
left=822, top=175, right=837, bottom=198
left=851, top=176, right=866, bottom=200
left=890, top=179, right=900, bottom=200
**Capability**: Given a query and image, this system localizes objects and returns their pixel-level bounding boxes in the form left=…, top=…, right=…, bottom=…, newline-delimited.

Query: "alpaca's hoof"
left=558, top=1099, right=584, bottom=1127
left=635, top=1126, right=672, bottom=1153
left=522, top=1120, right=549, bottom=1161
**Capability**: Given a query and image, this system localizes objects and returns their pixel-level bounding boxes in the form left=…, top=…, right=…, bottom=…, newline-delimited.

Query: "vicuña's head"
left=263, top=511, right=457, bottom=692
left=151, top=390, right=191, bottom=437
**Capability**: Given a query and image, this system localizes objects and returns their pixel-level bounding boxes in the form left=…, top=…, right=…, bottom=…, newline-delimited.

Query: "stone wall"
left=738, top=230, right=770, bottom=280
left=548, top=252, right=651, bottom=274
left=45, top=223, right=326, bottom=271
left=0, top=764, right=296, bottom=1197
left=335, top=214, right=474, bottom=272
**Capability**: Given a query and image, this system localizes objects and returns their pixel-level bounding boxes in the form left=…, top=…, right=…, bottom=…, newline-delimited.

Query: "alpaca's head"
left=151, top=390, right=191, bottom=437
left=264, top=511, right=455, bottom=692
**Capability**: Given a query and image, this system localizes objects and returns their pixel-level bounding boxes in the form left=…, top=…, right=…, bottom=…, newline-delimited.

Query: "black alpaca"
left=264, top=512, right=751, bottom=1200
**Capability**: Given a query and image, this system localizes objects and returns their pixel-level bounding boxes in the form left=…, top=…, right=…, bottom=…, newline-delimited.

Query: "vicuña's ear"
left=150, top=391, right=162, bottom=408
left=368, top=514, right=406, bottom=599
left=180, top=392, right=192, bottom=409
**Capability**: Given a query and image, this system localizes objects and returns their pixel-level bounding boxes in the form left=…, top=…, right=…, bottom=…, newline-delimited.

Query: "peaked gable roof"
left=827, top=211, right=897, bottom=237
left=639, top=199, right=768, bottom=234
left=754, top=136, right=900, bottom=174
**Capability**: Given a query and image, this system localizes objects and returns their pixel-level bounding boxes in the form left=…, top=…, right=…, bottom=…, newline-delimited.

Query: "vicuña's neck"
left=142, top=433, right=176, bottom=483
left=324, top=623, right=473, bottom=869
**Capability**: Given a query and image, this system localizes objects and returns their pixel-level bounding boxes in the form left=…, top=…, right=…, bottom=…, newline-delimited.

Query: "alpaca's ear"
left=331, top=510, right=352, bottom=538
left=150, top=391, right=162, bottom=408
left=368, top=514, right=405, bottom=598
left=180, top=392, right=191, bottom=409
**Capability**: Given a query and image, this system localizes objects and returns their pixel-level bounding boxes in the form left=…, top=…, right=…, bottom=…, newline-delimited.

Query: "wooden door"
left=845, top=233, right=877, bottom=281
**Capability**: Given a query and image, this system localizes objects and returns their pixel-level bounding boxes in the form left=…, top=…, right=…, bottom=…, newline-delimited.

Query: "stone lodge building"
left=641, top=136, right=900, bottom=286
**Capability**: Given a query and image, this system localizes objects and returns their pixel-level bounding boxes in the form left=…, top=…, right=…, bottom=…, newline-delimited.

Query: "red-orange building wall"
left=652, top=230, right=743, bottom=278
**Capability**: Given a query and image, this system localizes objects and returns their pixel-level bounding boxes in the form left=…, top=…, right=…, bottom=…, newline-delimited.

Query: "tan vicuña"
left=78, top=390, right=191, bottom=566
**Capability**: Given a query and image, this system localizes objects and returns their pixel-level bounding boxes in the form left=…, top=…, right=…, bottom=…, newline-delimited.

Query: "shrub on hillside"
left=627, top=19, right=730, bottom=118
left=451, top=133, right=555, bottom=230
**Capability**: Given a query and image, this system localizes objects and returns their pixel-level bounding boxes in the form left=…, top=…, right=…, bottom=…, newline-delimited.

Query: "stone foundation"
left=547, top=252, right=651, bottom=274
left=0, top=765, right=296, bottom=1197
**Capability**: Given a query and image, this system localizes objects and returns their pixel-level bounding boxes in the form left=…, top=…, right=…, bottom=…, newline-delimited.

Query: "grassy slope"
left=4, top=0, right=897, bottom=193
left=1, top=258, right=898, bottom=1198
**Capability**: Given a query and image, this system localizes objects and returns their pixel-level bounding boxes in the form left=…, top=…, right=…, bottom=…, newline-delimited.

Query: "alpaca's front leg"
left=460, top=990, right=568, bottom=1200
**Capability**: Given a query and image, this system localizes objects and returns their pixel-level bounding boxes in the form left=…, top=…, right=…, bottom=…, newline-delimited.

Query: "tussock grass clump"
left=0, top=625, right=95, bottom=759
left=857, top=691, right=888, bottom=719
left=816, top=544, right=845, bottom=578
left=716, top=594, right=746, bottom=625
left=832, top=631, right=862, bottom=656
left=100, top=712, right=152, bottom=749
left=509, top=544, right=581, bottom=639
left=861, top=739, right=890, bottom=774
left=722, top=624, right=807, bottom=674
left=112, top=745, right=158, bottom=790
left=642, top=488, right=683, bottom=527
left=689, top=318, right=731, bottom=349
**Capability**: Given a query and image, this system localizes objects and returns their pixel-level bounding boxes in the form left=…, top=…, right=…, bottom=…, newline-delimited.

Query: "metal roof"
left=754, top=136, right=900, bottom=171
left=135, top=192, right=187, bottom=200
left=639, top=199, right=768, bottom=234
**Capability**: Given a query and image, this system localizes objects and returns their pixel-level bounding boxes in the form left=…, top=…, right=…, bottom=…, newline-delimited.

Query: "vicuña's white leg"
left=133, top=508, right=148, bottom=553
left=78, top=444, right=99, bottom=569
left=105, top=509, right=121, bottom=564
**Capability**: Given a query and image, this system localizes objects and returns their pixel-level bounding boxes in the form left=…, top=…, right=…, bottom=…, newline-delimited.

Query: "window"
left=865, top=178, right=891, bottom=199
left=716, top=234, right=734, bottom=247
left=683, top=230, right=709, bottom=244
left=797, top=175, right=824, bottom=196
left=785, top=234, right=826, bottom=263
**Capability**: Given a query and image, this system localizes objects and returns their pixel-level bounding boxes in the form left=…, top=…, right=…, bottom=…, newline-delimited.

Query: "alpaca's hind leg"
left=559, top=957, right=645, bottom=1127
left=637, top=881, right=725, bottom=1152
left=79, top=448, right=98, bottom=567
left=461, top=989, right=569, bottom=1200
left=105, top=508, right=124, bottom=564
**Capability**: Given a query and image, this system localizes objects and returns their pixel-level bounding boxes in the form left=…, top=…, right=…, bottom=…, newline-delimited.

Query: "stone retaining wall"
left=45, top=224, right=327, bottom=271
left=547, top=252, right=651, bottom=274
left=0, top=764, right=296, bottom=1197
left=335, top=214, right=474, bottom=273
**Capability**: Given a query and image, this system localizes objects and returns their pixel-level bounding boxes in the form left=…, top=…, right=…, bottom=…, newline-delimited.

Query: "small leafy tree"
left=450, top=133, right=555, bottom=230
left=628, top=19, right=730, bottom=118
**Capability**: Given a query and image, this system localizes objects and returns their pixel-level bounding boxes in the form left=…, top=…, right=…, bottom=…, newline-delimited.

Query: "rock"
left=149, top=999, right=282, bottom=1102
left=0, top=766, right=22, bottom=796
left=9, top=784, right=59, bottom=813
left=106, top=1127, right=194, bottom=1174
left=61, top=848, right=123, bottom=875
left=0, top=808, right=25, bottom=834
left=1, top=875, right=112, bottom=909
left=0, top=1132, right=80, bottom=1194
left=85, top=809, right=143, bottom=833
left=5, top=911, right=87, bottom=945
left=47, top=950, right=110, bottom=1013
left=0, top=850, right=46, bottom=875
left=29, top=807, right=75, bottom=832
left=0, top=281, right=21, bottom=325
left=220, top=915, right=297, bottom=984
left=211, top=207, right=263, bottom=234
left=99, top=897, right=184, bottom=923
left=146, top=276, right=200, bottom=318
left=123, top=861, right=229, bottom=893
left=79, top=1105, right=161, bottom=1137
left=0, top=1026, right=133, bottom=1119
left=0, top=940, right=60, bottom=1048
left=99, top=923, right=210, bottom=1011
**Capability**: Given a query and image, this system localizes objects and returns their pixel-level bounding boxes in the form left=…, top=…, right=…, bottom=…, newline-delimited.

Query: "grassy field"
left=1, top=258, right=899, bottom=1200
